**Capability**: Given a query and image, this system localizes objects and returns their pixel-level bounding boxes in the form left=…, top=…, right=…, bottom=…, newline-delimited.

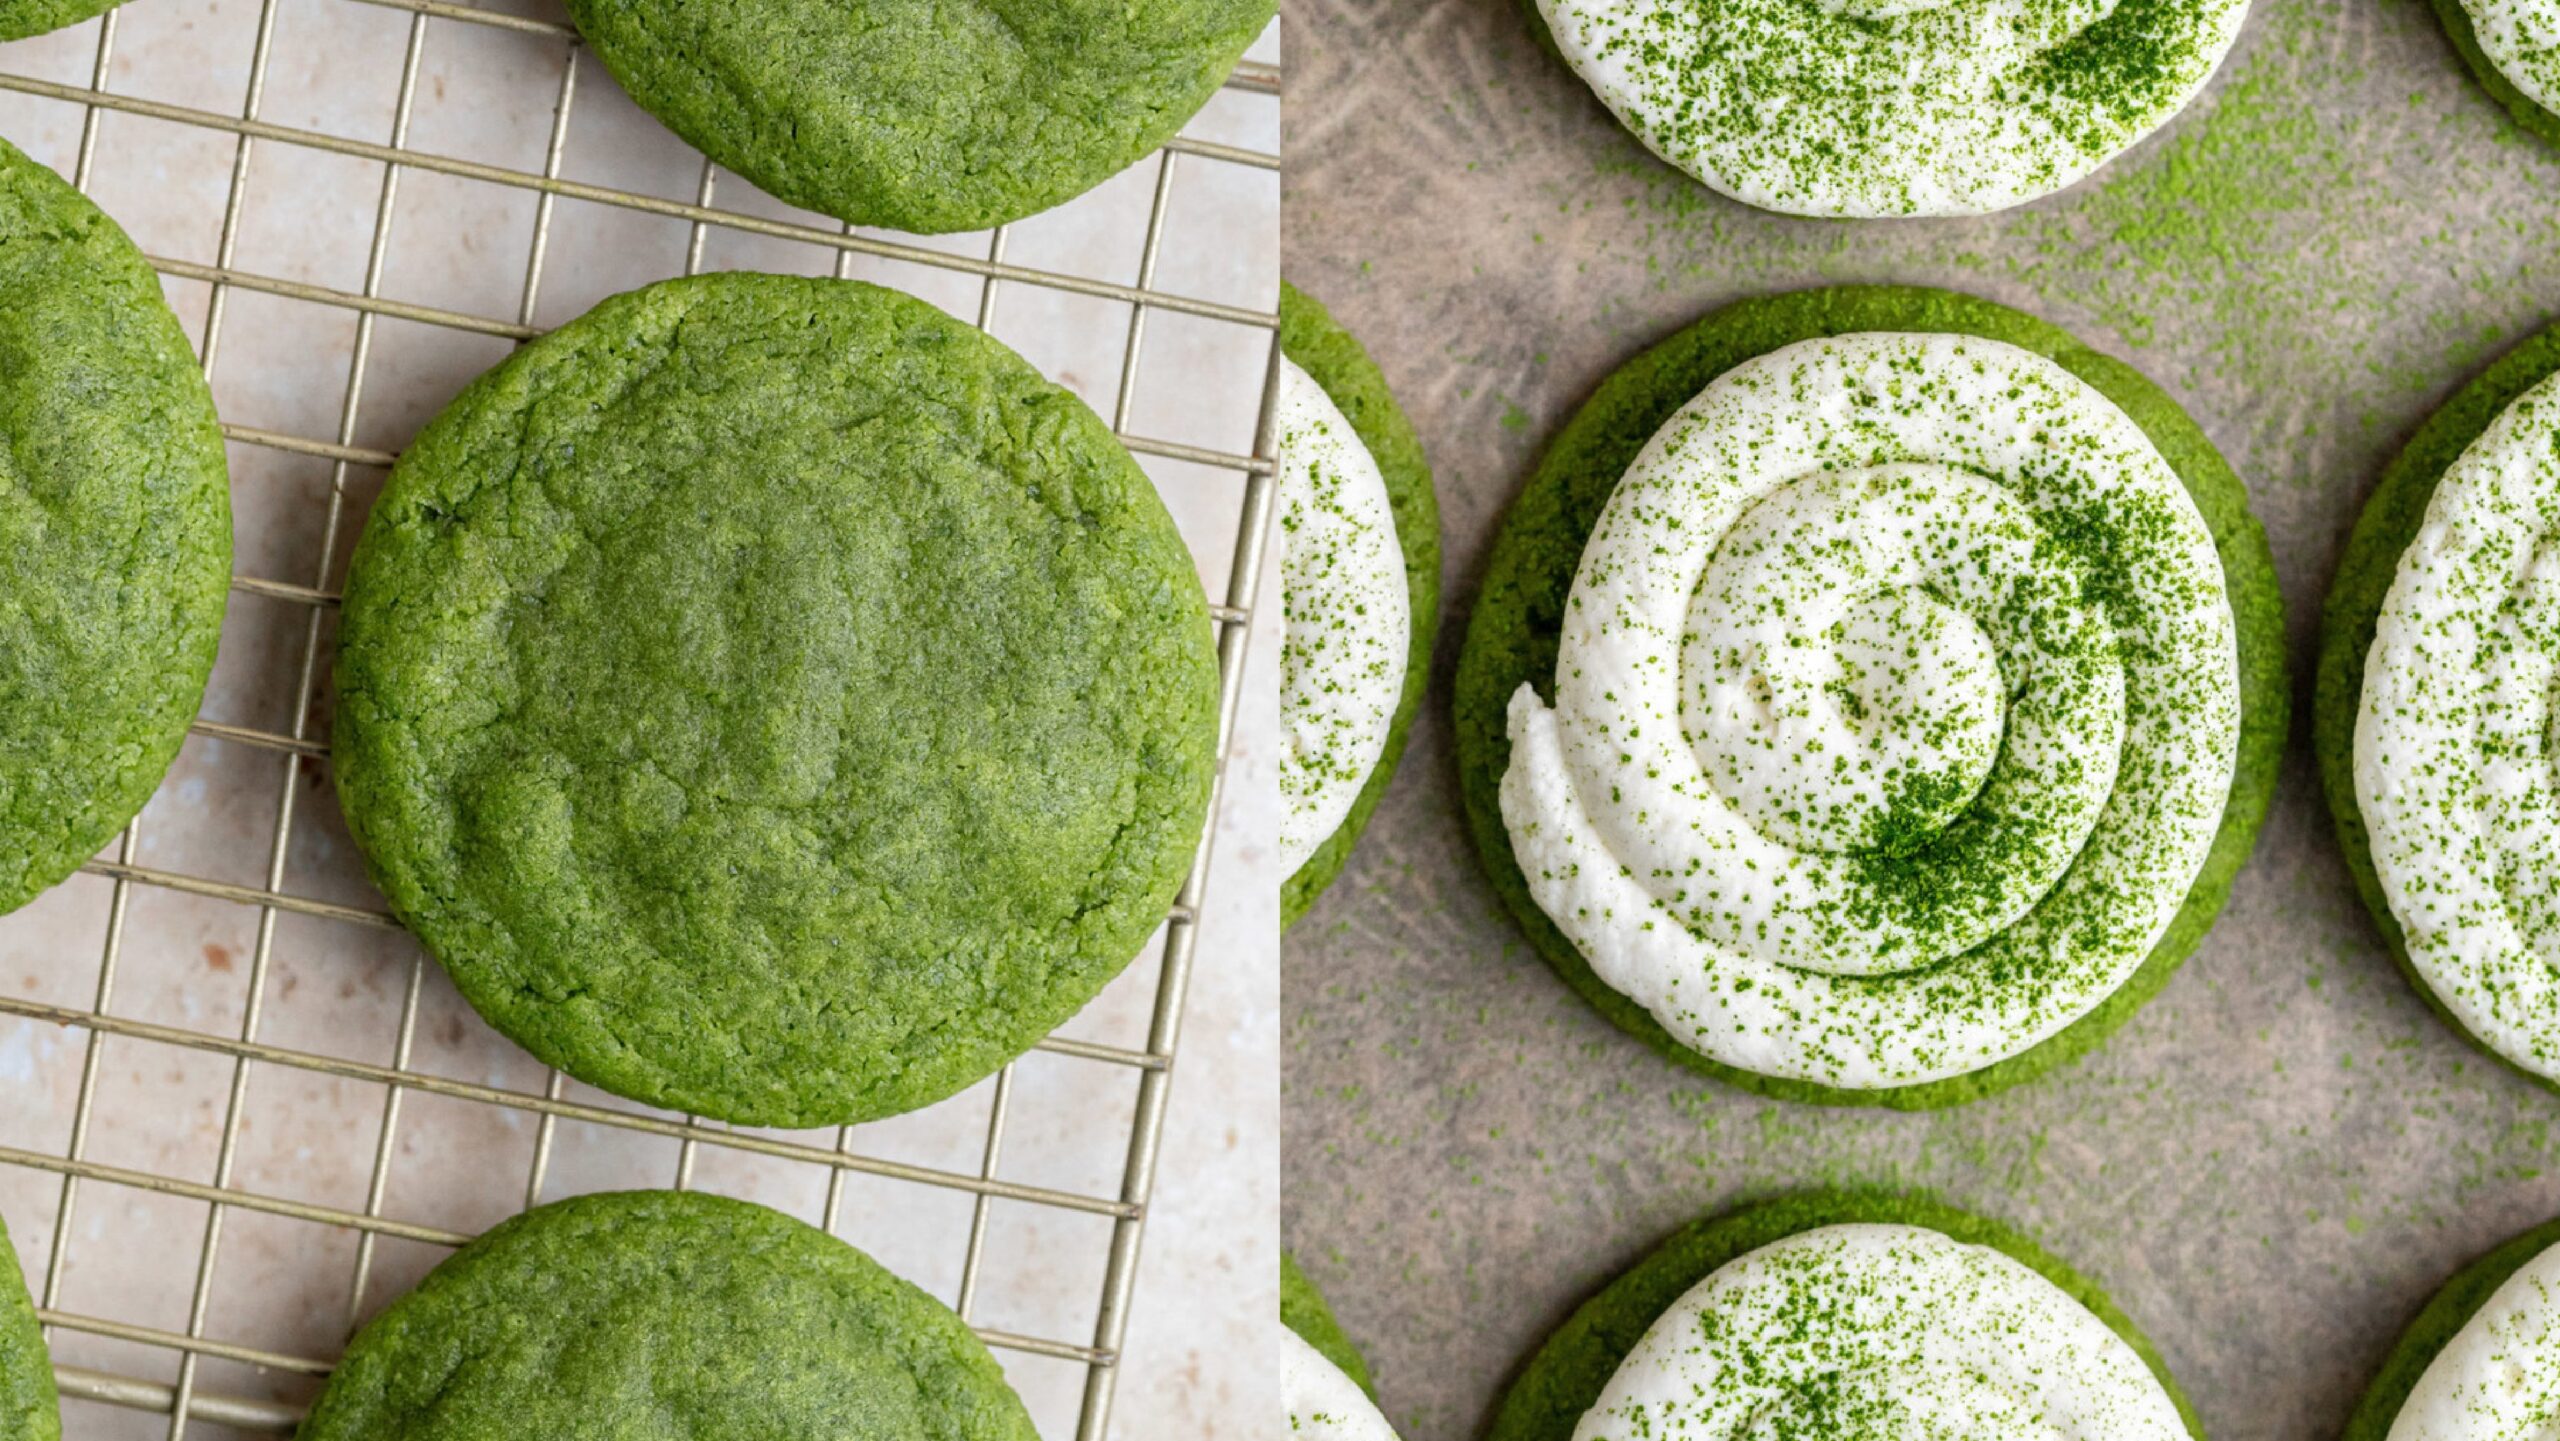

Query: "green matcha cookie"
left=2344, top=1214, right=2560, bottom=1440
left=0, top=1213, right=59, bottom=1441
left=1282, top=1252, right=1401, bottom=1440
left=1524, top=0, right=2247, bottom=217
left=563, top=0, right=1273, bottom=235
left=0, top=136, right=231, bottom=916
left=1455, top=285, right=2287, bottom=1110
left=1487, top=1191, right=2203, bottom=1441
left=2427, top=0, right=2560, bottom=151
left=1279, top=283, right=1441, bottom=929
left=2316, top=322, right=2560, bottom=1095
left=1282, top=1252, right=1375, bottom=1398
left=333, top=271, right=1218, bottom=1128
left=0, top=0, right=122, bottom=41
left=301, top=1189, right=1035, bottom=1440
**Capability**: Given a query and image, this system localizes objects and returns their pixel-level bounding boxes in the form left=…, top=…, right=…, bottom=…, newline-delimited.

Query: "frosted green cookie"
left=1526, top=0, right=2248, bottom=216
left=0, top=0, right=121, bottom=40
left=1281, top=1253, right=1374, bottom=1395
left=2344, top=1214, right=2560, bottom=1440
left=1282, top=1254, right=1401, bottom=1440
left=2317, top=322, right=2560, bottom=1094
left=1279, top=283, right=1441, bottom=928
left=1455, top=285, right=2286, bottom=1109
left=1487, top=1192, right=2202, bottom=1441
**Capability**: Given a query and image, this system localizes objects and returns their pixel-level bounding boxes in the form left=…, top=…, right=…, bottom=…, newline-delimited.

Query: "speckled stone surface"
left=1281, top=0, right=2560, bottom=1435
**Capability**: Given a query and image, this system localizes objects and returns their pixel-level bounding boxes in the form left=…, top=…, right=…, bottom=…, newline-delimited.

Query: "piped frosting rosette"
left=2352, top=367, right=2560, bottom=1083
left=1497, top=330, right=2241, bottom=1093
left=1533, top=0, right=2249, bottom=216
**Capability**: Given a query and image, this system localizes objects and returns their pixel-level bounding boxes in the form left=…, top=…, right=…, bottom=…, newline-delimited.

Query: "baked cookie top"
left=300, top=1190, right=1036, bottom=1441
left=0, top=1211, right=58, bottom=1441
left=0, top=135, right=230, bottom=916
left=565, top=0, right=1273, bottom=233
left=333, top=272, right=1218, bottom=1127
left=0, top=0, right=122, bottom=40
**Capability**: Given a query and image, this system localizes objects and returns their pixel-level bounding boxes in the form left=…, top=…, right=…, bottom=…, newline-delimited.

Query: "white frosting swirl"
left=1535, top=0, right=2249, bottom=217
left=1280, top=357, right=1412, bottom=876
left=1283, top=1327, right=1401, bottom=1441
left=1574, top=1223, right=2187, bottom=1441
left=1500, top=332, right=2238, bottom=1090
left=2460, top=0, right=2560, bottom=121
left=2357, top=369, right=2560, bottom=1081
left=2388, top=1237, right=2560, bottom=1440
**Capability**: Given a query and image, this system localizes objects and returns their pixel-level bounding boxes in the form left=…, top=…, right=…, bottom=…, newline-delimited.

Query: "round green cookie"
left=563, top=0, right=1273, bottom=235
left=1280, top=282, right=1441, bottom=930
left=0, top=0, right=122, bottom=41
left=333, top=271, right=1218, bottom=1128
left=2427, top=0, right=2560, bottom=153
left=2313, top=322, right=2560, bottom=1097
left=1453, top=284, right=2288, bottom=1110
left=1282, top=1251, right=1377, bottom=1398
left=0, top=136, right=230, bottom=916
left=301, top=1189, right=1035, bottom=1440
left=1485, top=1190, right=2204, bottom=1441
left=2343, top=1213, right=2560, bottom=1440
left=0, top=1212, right=60, bottom=1441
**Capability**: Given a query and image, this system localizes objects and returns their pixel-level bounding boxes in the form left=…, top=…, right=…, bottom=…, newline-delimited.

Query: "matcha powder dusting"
left=1534, top=0, right=2251, bottom=215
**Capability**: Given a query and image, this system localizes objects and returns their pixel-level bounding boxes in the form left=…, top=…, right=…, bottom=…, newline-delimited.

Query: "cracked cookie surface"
left=565, top=0, right=1273, bottom=233
left=333, top=272, right=1218, bottom=1127
left=301, top=1190, right=1037, bottom=1441
left=0, top=135, right=230, bottom=917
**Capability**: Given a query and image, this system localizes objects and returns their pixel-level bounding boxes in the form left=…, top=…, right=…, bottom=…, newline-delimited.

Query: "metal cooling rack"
left=0, top=3, right=1279, bottom=1435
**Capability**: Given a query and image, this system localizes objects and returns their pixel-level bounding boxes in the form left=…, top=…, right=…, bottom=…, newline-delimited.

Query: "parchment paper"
left=1280, top=0, right=2560, bottom=1434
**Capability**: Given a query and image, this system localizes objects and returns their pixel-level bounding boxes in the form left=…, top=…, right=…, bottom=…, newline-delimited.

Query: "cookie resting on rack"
left=0, top=1211, right=58, bottom=1441
left=0, top=0, right=122, bottom=41
left=300, top=1190, right=1037, bottom=1441
left=331, top=270, right=1219, bottom=1129
left=0, top=134, right=230, bottom=917
left=563, top=0, right=1275, bottom=234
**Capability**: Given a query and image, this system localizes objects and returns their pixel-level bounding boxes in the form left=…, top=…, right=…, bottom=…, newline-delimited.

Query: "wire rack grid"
left=0, top=1, right=1279, bottom=1435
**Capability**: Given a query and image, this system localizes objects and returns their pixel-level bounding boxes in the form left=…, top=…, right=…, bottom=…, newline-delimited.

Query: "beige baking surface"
left=1281, top=0, right=2560, bottom=1435
left=0, top=5, right=1280, bottom=1435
